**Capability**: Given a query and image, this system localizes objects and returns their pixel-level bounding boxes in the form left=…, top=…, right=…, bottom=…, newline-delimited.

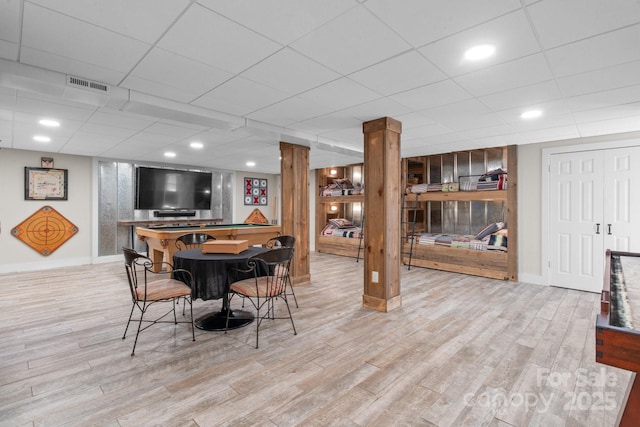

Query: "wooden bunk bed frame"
left=402, top=145, right=518, bottom=281
left=316, top=193, right=363, bottom=258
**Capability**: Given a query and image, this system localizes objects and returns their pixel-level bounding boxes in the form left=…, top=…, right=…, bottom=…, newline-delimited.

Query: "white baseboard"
left=0, top=256, right=92, bottom=274
left=518, top=273, right=545, bottom=286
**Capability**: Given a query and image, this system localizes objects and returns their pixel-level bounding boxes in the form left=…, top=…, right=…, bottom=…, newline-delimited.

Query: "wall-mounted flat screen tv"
left=135, top=166, right=212, bottom=210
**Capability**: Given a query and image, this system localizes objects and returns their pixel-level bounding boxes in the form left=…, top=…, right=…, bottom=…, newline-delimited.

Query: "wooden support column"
left=362, top=117, right=402, bottom=312
left=280, top=142, right=311, bottom=285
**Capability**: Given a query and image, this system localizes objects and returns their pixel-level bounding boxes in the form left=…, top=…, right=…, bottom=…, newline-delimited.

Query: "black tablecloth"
left=172, top=247, right=268, bottom=300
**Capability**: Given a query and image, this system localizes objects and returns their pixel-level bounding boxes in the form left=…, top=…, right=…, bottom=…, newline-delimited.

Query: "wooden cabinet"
left=315, top=164, right=364, bottom=258
left=401, top=146, right=518, bottom=281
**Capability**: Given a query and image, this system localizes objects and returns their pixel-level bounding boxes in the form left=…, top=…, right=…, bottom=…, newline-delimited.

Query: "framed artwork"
left=41, top=157, right=54, bottom=168
left=25, top=167, right=68, bottom=200
left=244, top=177, right=268, bottom=206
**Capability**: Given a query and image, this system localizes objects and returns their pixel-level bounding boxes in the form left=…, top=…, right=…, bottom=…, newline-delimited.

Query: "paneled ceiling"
left=1, top=0, right=640, bottom=173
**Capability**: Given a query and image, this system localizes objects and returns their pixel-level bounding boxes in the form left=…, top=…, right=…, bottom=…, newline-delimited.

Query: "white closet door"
left=549, top=151, right=604, bottom=293
left=603, top=147, right=640, bottom=252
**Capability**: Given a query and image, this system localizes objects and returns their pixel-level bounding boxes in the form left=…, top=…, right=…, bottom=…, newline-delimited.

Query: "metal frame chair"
left=225, top=247, right=297, bottom=348
left=122, top=247, right=195, bottom=356
left=265, top=235, right=298, bottom=307
left=176, top=232, right=216, bottom=250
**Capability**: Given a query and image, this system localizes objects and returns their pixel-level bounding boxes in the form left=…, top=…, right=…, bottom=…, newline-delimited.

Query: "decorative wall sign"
left=25, top=167, right=68, bottom=200
left=11, top=205, right=78, bottom=256
left=40, top=157, right=54, bottom=168
left=244, top=177, right=268, bottom=206
left=244, top=208, right=269, bottom=224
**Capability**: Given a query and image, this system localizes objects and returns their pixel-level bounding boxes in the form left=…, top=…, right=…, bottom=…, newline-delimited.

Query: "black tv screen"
left=135, top=166, right=212, bottom=210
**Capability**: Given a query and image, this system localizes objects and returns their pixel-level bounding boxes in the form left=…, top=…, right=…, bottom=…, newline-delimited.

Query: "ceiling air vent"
left=66, top=75, right=109, bottom=93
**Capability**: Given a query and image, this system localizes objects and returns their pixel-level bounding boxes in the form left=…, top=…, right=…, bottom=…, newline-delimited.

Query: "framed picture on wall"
left=24, top=167, right=68, bottom=200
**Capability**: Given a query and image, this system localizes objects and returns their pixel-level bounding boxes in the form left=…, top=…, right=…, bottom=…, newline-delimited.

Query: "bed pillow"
left=329, top=218, right=355, bottom=228
left=475, top=222, right=505, bottom=240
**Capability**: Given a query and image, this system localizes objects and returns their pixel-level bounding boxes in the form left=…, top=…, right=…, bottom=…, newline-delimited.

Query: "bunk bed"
left=402, top=146, right=518, bottom=281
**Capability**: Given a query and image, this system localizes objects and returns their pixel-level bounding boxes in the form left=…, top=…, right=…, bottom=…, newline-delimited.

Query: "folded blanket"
left=412, top=233, right=506, bottom=252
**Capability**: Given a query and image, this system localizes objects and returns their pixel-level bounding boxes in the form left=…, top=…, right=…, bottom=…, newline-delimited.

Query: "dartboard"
left=11, top=206, right=78, bottom=256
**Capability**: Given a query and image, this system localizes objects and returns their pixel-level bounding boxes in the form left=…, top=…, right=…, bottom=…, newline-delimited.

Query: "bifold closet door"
left=548, top=146, right=640, bottom=293
left=602, top=147, right=640, bottom=253
left=549, top=151, right=604, bottom=293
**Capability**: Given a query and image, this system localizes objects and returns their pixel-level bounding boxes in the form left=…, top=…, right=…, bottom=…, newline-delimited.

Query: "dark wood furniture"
left=596, top=250, right=640, bottom=426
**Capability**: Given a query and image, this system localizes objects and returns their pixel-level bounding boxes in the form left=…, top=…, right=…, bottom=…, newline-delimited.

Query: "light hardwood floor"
left=0, top=252, right=633, bottom=426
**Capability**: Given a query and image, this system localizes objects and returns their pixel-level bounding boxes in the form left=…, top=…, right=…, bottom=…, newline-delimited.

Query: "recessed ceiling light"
left=464, top=44, right=496, bottom=61
left=164, top=151, right=176, bottom=158
left=246, top=161, right=256, bottom=167
left=33, top=135, right=51, bottom=142
left=190, top=141, right=203, bottom=149
left=39, top=119, right=60, bottom=127
left=521, top=110, right=543, bottom=119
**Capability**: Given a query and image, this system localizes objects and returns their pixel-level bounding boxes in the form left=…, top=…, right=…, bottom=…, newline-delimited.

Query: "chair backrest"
left=122, top=247, right=151, bottom=301
left=265, top=235, right=296, bottom=249
left=248, top=247, right=294, bottom=295
left=176, top=233, right=215, bottom=250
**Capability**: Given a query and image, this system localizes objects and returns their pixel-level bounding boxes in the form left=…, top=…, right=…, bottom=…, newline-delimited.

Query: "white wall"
left=0, top=149, right=93, bottom=272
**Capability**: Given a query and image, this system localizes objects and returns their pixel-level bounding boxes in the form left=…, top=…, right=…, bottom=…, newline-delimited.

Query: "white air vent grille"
left=67, top=75, right=109, bottom=93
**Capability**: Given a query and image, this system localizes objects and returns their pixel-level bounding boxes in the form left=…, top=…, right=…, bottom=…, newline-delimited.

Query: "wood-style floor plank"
left=0, top=252, right=633, bottom=426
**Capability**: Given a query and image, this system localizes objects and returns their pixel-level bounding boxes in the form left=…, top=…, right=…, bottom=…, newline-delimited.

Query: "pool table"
left=136, top=223, right=280, bottom=268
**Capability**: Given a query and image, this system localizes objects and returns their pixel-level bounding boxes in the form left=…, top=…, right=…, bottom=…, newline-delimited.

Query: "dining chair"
left=122, top=247, right=195, bottom=356
left=176, top=232, right=216, bottom=250
left=225, top=247, right=297, bottom=348
left=265, top=235, right=298, bottom=307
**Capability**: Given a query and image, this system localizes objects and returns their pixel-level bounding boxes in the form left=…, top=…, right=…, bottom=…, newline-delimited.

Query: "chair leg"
left=188, top=296, right=195, bottom=342
left=123, top=302, right=136, bottom=339
left=283, top=296, right=297, bottom=336
left=287, top=276, right=299, bottom=308
left=131, top=304, right=147, bottom=356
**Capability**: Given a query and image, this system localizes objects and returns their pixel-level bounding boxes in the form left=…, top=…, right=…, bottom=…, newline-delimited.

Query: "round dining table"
left=172, top=246, right=268, bottom=331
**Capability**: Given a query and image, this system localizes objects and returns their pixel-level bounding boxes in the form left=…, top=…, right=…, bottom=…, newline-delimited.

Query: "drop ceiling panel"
left=296, top=78, right=380, bottom=111
left=124, top=48, right=233, bottom=103
left=247, top=96, right=334, bottom=127
left=198, top=0, right=355, bottom=46
left=240, top=48, right=340, bottom=96
left=419, top=10, right=541, bottom=77
left=454, top=53, right=554, bottom=97
left=479, top=80, right=562, bottom=111
left=157, top=4, right=281, bottom=74
left=0, top=0, right=21, bottom=44
left=364, top=0, right=521, bottom=47
left=573, top=103, right=640, bottom=123
left=336, top=97, right=411, bottom=122
left=290, top=6, right=412, bottom=75
left=349, top=51, right=446, bottom=96
left=390, top=79, right=472, bottom=111
left=192, top=76, right=290, bottom=117
left=21, top=3, right=151, bottom=74
left=28, top=0, right=191, bottom=44
left=19, top=47, right=127, bottom=86
left=579, top=115, right=640, bottom=137
left=545, top=26, right=640, bottom=78
left=565, top=85, right=640, bottom=112
left=527, top=0, right=640, bottom=49
left=0, top=40, right=19, bottom=61
left=556, top=61, right=640, bottom=98
left=288, top=113, right=362, bottom=135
